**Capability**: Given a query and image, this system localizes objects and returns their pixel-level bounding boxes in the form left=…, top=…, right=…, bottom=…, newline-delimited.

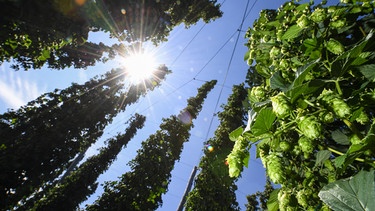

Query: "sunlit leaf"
left=282, top=25, right=303, bottom=40
left=244, top=109, right=257, bottom=133
left=319, top=170, right=375, bottom=211
left=251, top=108, right=276, bottom=136
left=267, top=189, right=280, bottom=211
left=229, top=127, right=243, bottom=142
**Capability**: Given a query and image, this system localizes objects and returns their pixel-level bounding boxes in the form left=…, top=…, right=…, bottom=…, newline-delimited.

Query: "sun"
left=123, top=52, right=158, bottom=84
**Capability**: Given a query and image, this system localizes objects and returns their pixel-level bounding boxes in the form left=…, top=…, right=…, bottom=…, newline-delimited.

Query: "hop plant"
left=330, top=19, right=346, bottom=29
left=269, top=46, right=281, bottom=59
left=278, top=189, right=292, bottom=211
left=296, top=189, right=312, bottom=208
left=250, top=86, right=266, bottom=102
left=349, top=134, right=362, bottom=145
left=319, top=111, right=334, bottom=123
left=279, top=141, right=292, bottom=152
left=311, top=8, right=327, bottom=23
left=356, top=110, right=369, bottom=125
left=327, top=38, right=345, bottom=55
left=319, top=89, right=351, bottom=118
left=298, top=136, right=315, bottom=155
left=266, top=153, right=286, bottom=183
left=298, top=116, right=321, bottom=139
left=271, top=93, right=291, bottom=118
left=297, top=14, right=310, bottom=28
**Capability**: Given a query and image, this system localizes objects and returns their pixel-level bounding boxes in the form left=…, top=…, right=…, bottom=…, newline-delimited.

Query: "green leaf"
left=282, top=25, right=303, bottom=40
left=303, top=38, right=318, bottom=49
left=292, top=59, right=319, bottom=87
left=270, top=71, right=289, bottom=92
left=229, top=127, right=243, bottom=142
left=244, top=50, right=250, bottom=61
left=243, top=153, right=250, bottom=168
left=287, top=79, right=325, bottom=103
left=315, top=150, right=332, bottom=167
left=319, top=170, right=375, bottom=211
left=331, top=130, right=350, bottom=145
left=358, top=64, right=375, bottom=82
left=244, top=109, right=257, bottom=133
left=334, top=154, right=347, bottom=168
left=267, top=189, right=280, bottom=211
left=251, top=108, right=276, bottom=136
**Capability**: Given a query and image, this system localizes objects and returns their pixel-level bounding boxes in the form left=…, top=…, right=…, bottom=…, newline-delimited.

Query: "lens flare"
left=206, top=145, right=214, bottom=152
left=178, top=110, right=192, bottom=125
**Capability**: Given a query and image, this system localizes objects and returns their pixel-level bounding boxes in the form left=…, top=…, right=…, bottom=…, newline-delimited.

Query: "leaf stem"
left=335, top=80, right=343, bottom=95
left=343, top=119, right=363, bottom=140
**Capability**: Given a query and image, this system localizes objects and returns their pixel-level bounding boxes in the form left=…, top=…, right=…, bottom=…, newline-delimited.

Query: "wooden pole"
left=177, top=166, right=198, bottom=211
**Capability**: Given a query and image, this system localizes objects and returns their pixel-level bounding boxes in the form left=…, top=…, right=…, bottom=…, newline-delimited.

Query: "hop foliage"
left=231, top=0, right=375, bottom=210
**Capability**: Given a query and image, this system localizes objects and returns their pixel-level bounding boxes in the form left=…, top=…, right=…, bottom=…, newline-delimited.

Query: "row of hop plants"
left=228, top=0, right=375, bottom=210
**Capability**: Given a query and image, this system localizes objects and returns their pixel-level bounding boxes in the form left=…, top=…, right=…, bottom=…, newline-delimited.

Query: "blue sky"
left=0, top=0, right=294, bottom=210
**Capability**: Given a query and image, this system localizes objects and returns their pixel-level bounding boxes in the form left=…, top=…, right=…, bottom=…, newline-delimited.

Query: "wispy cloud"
left=0, top=65, right=45, bottom=111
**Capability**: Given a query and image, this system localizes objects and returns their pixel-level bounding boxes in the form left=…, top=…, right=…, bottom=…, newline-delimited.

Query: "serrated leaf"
left=358, top=64, right=375, bottom=82
left=331, top=130, right=350, bottom=145
left=270, top=71, right=290, bottom=92
left=292, top=59, right=319, bottom=87
left=267, top=189, right=280, bottom=211
left=303, top=38, right=318, bottom=49
left=334, top=154, right=347, bottom=168
left=282, top=25, right=303, bottom=40
left=319, top=170, right=375, bottom=211
left=229, top=127, right=243, bottom=142
left=251, top=108, right=276, bottom=136
left=315, top=150, right=332, bottom=167
left=287, top=79, right=325, bottom=103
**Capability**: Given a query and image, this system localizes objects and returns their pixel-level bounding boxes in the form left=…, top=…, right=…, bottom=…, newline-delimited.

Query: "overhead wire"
left=201, top=0, right=251, bottom=145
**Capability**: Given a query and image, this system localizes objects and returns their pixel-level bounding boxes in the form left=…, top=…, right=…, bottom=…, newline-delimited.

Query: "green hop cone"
left=319, top=111, right=335, bottom=123
left=270, top=46, right=281, bottom=59
left=279, top=141, right=292, bottom=152
left=349, top=134, right=361, bottom=145
left=271, top=93, right=291, bottom=118
left=319, top=89, right=351, bottom=118
left=311, top=8, right=327, bottom=23
left=266, top=153, right=286, bottom=184
left=327, top=38, right=345, bottom=55
left=329, top=19, right=346, bottom=29
left=250, top=86, right=266, bottom=102
left=298, top=136, right=315, bottom=155
left=227, top=154, right=241, bottom=178
left=298, top=116, right=321, bottom=139
left=296, top=189, right=311, bottom=208
left=278, top=189, right=292, bottom=211
left=297, top=14, right=310, bottom=28
left=356, top=110, right=369, bottom=125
